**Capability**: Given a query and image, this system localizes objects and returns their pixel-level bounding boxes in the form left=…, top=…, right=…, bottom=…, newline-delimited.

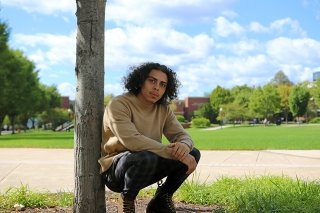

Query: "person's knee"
left=190, top=148, right=201, bottom=163
left=129, top=150, right=159, bottom=165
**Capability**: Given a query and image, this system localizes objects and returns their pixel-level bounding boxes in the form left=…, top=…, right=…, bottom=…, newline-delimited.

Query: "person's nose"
left=153, top=83, right=160, bottom=91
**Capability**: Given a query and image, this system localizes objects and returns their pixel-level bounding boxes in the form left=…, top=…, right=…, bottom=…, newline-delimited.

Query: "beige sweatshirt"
left=98, top=93, right=194, bottom=173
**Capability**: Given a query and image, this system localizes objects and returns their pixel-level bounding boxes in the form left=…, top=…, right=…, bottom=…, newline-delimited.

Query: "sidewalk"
left=1, top=148, right=320, bottom=193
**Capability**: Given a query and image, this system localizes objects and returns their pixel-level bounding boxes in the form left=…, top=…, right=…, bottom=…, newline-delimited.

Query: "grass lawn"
left=190, top=124, right=320, bottom=150
left=0, top=130, right=74, bottom=148
left=0, top=124, right=319, bottom=149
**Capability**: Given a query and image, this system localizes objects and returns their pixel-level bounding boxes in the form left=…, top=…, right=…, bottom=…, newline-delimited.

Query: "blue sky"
left=1, top=0, right=320, bottom=100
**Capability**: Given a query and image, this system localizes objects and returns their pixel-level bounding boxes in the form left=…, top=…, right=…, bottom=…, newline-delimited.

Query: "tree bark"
left=74, top=0, right=106, bottom=212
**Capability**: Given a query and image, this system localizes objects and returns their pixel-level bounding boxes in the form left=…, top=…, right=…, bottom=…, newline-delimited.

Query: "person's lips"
left=150, top=92, right=159, bottom=98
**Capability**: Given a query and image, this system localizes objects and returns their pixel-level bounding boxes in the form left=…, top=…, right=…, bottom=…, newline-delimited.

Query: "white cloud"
left=175, top=53, right=274, bottom=97
left=11, top=32, right=76, bottom=90
left=279, top=64, right=315, bottom=83
left=215, top=17, right=306, bottom=38
left=105, top=25, right=215, bottom=70
left=266, top=37, right=320, bottom=65
left=107, top=0, right=236, bottom=26
left=58, top=82, right=75, bottom=100
left=104, top=83, right=124, bottom=97
left=249, top=22, right=269, bottom=33
left=103, top=22, right=319, bottom=98
left=218, top=40, right=260, bottom=55
left=213, top=16, right=244, bottom=37
left=1, top=0, right=75, bottom=14
left=216, top=55, right=269, bottom=76
left=13, top=32, right=76, bottom=67
left=269, top=18, right=307, bottom=37
left=177, top=63, right=206, bottom=96
left=28, top=49, right=48, bottom=70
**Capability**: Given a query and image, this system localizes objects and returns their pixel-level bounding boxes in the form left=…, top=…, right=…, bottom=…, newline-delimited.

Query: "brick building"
left=60, top=96, right=70, bottom=109
left=173, top=97, right=210, bottom=121
left=173, top=100, right=185, bottom=116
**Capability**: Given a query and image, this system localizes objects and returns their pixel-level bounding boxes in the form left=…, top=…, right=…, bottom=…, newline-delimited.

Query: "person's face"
left=137, top=69, right=168, bottom=105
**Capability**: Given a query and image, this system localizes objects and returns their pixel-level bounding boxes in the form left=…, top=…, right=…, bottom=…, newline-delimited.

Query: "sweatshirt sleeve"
left=105, top=98, right=172, bottom=159
left=163, top=108, right=194, bottom=150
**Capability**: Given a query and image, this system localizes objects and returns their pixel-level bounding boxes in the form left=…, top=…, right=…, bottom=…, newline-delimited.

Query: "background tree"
left=231, top=85, right=253, bottom=106
left=310, top=79, right=320, bottom=109
left=0, top=19, right=9, bottom=51
left=277, top=84, right=293, bottom=123
left=218, top=102, right=247, bottom=124
left=0, top=20, right=10, bottom=134
left=48, top=108, right=70, bottom=130
left=0, top=17, right=11, bottom=130
left=289, top=84, right=310, bottom=123
left=230, top=85, right=253, bottom=120
left=4, top=49, right=40, bottom=133
left=15, top=76, right=42, bottom=131
left=306, top=97, right=318, bottom=122
left=0, top=18, right=49, bottom=133
left=15, top=66, right=44, bottom=131
left=194, top=103, right=216, bottom=123
left=74, top=0, right=106, bottom=212
left=249, top=84, right=281, bottom=121
left=210, top=86, right=233, bottom=121
left=269, top=70, right=293, bottom=86
left=36, top=84, right=61, bottom=129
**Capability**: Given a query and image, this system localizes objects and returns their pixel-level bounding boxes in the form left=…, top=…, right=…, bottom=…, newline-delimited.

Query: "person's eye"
left=160, top=83, right=167, bottom=88
left=149, top=78, right=156, bottom=83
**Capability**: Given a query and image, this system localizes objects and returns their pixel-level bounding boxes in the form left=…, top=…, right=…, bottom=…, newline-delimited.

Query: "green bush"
left=309, top=117, right=320, bottom=123
left=176, top=115, right=186, bottom=123
left=191, top=117, right=210, bottom=128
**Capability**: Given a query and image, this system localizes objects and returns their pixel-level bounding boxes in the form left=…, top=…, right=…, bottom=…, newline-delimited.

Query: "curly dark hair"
left=123, top=62, right=181, bottom=105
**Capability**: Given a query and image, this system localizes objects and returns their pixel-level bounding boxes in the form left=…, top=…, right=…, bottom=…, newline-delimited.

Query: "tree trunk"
left=74, top=0, right=106, bottom=212
left=0, top=115, right=4, bottom=135
left=9, top=115, right=16, bottom=134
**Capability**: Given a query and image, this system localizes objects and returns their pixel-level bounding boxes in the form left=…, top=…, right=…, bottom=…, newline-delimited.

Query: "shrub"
left=176, top=115, right=186, bottom=123
left=191, top=117, right=210, bottom=128
left=309, top=117, right=320, bottom=124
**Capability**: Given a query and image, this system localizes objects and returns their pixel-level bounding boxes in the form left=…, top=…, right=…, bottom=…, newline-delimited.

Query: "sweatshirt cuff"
left=179, top=140, right=193, bottom=151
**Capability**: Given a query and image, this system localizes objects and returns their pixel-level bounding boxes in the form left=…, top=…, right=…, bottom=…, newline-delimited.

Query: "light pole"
left=219, top=107, right=223, bottom=129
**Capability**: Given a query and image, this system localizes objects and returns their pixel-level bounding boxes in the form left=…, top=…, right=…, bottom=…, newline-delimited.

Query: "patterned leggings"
left=102, top=148, right=201, bottom=199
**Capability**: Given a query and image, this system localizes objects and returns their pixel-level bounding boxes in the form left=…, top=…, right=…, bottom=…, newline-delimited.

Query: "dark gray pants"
left=102, top=148, right=201, bottom=199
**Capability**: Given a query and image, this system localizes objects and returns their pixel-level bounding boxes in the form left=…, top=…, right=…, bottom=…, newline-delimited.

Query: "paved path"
left=1, top=148, right=320, bottom=193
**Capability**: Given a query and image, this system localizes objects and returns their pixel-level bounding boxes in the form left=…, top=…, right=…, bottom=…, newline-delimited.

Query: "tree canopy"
left=289, top=84, right=310, bottom=119
left=269, top=70, right=293, bottom=86
left=0, top=18, right=62, bottom=134
left=210, top=86, right=234, bottom=114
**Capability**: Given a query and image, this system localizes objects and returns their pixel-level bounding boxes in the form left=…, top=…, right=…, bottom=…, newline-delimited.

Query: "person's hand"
left=168, top=142, right=190, bottom=160
left=179, top=154, right=197, bottom=175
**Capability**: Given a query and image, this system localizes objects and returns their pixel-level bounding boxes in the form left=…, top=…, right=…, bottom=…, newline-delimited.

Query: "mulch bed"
left=4, top=192, right=224, bottom=213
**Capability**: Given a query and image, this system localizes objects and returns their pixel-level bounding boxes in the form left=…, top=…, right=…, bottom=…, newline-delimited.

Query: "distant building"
left=60, top=96, right=70, bottom=109
left=184, top=97, right=210, bottom=120
left=174, top=97, right=209, bottom=121
left=313, top=71, right=320, bottom=81
left=173, top=100, right=185, bottom=116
